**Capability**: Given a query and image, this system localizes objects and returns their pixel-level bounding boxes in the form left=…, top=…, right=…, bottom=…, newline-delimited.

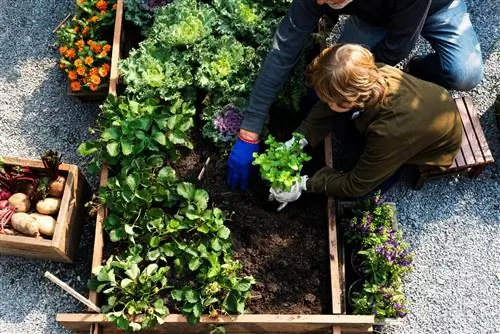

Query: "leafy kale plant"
left=252, top=133, right=311, bottom=191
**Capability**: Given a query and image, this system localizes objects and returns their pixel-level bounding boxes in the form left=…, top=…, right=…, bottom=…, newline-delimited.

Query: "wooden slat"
left=108, top=0, right=123, bottom=96
left=57, top=314, right=374, bottom=333
left=324, top=134, right=342, bottom=314
left=462, top=96, right=494, bottom=162
left=455, top=97, right=483, bottom=163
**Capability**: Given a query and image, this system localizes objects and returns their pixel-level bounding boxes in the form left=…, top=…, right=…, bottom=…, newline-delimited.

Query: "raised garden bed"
left=0, top=156, right=89, bottom=263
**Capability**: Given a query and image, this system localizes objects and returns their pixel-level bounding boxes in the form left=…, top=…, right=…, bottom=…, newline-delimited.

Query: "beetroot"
left=0, top=200, right=15, bottom=233
left=0, top=189, right=11, bottom=200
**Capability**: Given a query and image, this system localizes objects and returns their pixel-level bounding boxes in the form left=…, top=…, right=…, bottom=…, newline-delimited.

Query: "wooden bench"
left=414, top=96, right=494, bottom=189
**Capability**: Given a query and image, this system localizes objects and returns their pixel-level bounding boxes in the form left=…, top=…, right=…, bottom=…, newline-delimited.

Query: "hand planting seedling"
left=252, top=133, right=311, bottom=192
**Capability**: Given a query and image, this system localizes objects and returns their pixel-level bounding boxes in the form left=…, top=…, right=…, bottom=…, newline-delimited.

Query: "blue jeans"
left=338, top=0, right=483, bottom=91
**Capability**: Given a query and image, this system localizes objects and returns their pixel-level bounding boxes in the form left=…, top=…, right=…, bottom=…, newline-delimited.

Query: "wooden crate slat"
left=462, top=96, right=494, bottom=162
left=108, top=0, right=124, bottom=96
left=57, top=314, right=374, bottom=333
left=455, top=97, right=484, bottom=163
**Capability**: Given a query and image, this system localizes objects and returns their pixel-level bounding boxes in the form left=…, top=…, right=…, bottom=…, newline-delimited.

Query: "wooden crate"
left=415, top=96, right=494, bottom=189
left=0, top=157, right=90, bottom=263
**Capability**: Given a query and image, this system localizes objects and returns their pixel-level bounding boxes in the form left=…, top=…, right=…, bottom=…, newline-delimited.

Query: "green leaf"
left=150, top=236, right=161, bottom=247
left=235, top=281, right=252, bottom=292
left=125, top=174, right=139, bottom=190
left=171, top=289, right=183, bottom=301
left=125, top=263, right=140, bottom=280
left=217, top=226, right=230, bottom=239
left=177, top=182, right=194, bottom=200
left=78, top=141, right=99, bottom=156
left=185, top=290, right=199, bottom=303
left=188, top=257, right=202, bottom=271
left=121, top=278, right=133, bottom=288
left=192, top=302, right=203, bottom=318
left=124, top=224, right=134, bottom=235
left=106, top=141, right=120, bottom=157
left=152, top=129, right=167, bottom=146
left=101, top=127, right=120, bottom=141
left=211, top=238, right=221, bottom=251
left=147, top=249, right=160, bottom=261
left=121, top=139, right=134, bottom=156
left=145, top=263, right=158, bottom=276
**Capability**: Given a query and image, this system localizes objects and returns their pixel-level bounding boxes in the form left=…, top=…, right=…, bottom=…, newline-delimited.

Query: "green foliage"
left=123, top=0, right=171, bottom=36
left=89, top=158, right=255, bottom=330
left=252, top=133, right=311, bottom=191
left=77, top=95, right=195, bottom=172
left=119, top=39, right=195, bottom=101
left=194, top=35, right=257, bottom=94
left=344, top=194, right=413, bottom=319
left=152, top=0, right=216, bottom=47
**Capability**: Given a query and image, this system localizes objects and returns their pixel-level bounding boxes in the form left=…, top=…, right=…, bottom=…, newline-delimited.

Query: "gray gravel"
left=0, top=0, right=498, bottom=333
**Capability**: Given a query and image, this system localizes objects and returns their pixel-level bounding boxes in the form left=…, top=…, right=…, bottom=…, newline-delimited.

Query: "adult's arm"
left=240, top=0, right=328, bottom=134
left=372, top=0, right=431, bottom=65
left=306, top=133, right=412, bottom=198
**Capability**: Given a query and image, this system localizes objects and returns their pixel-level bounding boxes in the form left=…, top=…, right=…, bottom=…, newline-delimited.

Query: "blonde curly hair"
left=306, top=44, right=386, bottom=109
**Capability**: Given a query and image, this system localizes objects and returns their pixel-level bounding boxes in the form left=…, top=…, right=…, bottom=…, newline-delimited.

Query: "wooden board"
left=56, top=314, right=374, bottom=334
left=0, top=157, right=89, bottom=262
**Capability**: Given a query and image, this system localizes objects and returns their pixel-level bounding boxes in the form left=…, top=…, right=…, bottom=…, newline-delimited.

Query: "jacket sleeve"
left=295, top=101, right=334, bottom=147
left=306, top=133, right=411, bottom=198
left=371, top=0, right=431, bottom=66
left=240, top=0, right=327, bottom=134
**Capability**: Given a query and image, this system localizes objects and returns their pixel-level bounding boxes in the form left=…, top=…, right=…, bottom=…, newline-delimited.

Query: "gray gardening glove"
left=284, top=136, right=308, bottom=149
left=269, top=175, right=309, bottom=211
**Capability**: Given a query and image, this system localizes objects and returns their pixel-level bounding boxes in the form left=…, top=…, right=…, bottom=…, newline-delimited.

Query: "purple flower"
left=397, top=310, right=407, bottom=318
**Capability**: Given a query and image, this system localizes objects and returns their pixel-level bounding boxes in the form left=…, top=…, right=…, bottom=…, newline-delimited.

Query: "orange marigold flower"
left=98, top=66, right=109, bottom=77
left=84, top=56, right=94, bottom=65
left=87, top=39, right=94, bottom=46
left=68, top=71, right=78, bottom=80
left=89, top=67, right=99, bottom=76
left=89, top=84, right=99, bottom=91
left=59, top=63, right=67, bottom=69
left=90, top=43, right=102, bottom=53
left=81, top=77, right=88, bottom=84
left=90, top=74, right=101, bottom=85
left=96, top=0, right=107, bottom=11
left=103, top=44, right=111, bottom=53
left=78, top=0, right=86, bottom=3
left=100, top=10, right=106, bottom=14
left=76, top=39, right=85, bottom=49
left=102, top=63, right=110, bottom=71
left=70, top=81, right=81, bottom=92
left=74, top=26, right=79, bottom=33
left=82, top=26, right=90, bottom=36
left=64, top=49, right=76, bottom=59
left=59, top=46, right=68, bottom=55
left=74, top=59, right=83, bottom=67
left=76, top=66, right=86, bottom=76
left=89, top=16, right=99, bottom=23
left=99, top=51, right=107, bottom=58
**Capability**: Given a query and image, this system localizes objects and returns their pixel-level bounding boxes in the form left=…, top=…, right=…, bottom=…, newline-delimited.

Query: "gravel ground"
left=0, top=0, right=498, bottom=333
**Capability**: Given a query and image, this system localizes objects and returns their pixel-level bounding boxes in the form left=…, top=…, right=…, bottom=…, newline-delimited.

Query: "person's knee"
left=442, top=55, right=483, bottom=91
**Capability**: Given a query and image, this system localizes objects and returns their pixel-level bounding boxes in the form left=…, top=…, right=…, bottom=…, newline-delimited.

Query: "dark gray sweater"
left=241, top=0, right=452, bottom=134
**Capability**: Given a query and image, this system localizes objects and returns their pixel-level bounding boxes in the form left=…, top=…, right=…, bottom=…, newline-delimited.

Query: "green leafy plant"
left=252, top=133, right=311, bottom=191
left=89, top=158, right=255, bottom=330
left=123, top=0, right=172, bottom=36
left=78, top=95, right=195, bottom=172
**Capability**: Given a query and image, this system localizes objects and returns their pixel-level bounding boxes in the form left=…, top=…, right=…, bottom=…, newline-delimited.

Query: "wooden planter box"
left=67, top=84, right=108, bottom=102
left=0, top=157, right=90, bottom=263
left=56, top=3, right=374, bottom=331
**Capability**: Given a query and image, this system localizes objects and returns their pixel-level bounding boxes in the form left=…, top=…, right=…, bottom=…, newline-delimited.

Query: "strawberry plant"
left=252, top=133, right=311, bottom=191
left=78, top=95, right=195, bottom=172
left=89, top=157, right=255, bottom=331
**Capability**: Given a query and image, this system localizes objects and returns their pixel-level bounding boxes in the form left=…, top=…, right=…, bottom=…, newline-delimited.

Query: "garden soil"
left=173, top=104, right=333, bottom=315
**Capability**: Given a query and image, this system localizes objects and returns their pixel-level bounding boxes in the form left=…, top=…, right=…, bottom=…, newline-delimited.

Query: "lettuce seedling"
left=252, top=133, right=311, bottom=191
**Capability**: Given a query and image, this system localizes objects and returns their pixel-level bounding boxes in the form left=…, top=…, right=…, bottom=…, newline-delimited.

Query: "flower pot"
left=347, top=278, right=364, bottom=309
left=350, top=249, right=367, bottom=277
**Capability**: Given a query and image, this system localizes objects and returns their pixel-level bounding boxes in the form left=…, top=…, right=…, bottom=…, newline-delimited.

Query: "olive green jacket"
left=297, top=64, right=462, bottom=198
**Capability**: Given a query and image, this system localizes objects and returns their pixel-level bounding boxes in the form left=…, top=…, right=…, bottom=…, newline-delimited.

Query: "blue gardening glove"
left=269, top=175, right=309, bottom=211
left=227, top=137, right=259, bottom=190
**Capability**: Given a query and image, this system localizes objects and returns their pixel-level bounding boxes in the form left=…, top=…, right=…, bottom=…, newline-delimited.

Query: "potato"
left=48, top=175, right=66, bottom=198
left=31, top=213, right=57, bottom=236
left=36, top=197, right=61, bottom=215
left=8, top=193, right=30, bottom=212
left=11, top=213, right=40, bottom=237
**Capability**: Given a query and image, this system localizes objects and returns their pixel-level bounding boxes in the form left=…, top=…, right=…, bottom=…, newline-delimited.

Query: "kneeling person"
left=271, top=44, right=462, bottom=204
